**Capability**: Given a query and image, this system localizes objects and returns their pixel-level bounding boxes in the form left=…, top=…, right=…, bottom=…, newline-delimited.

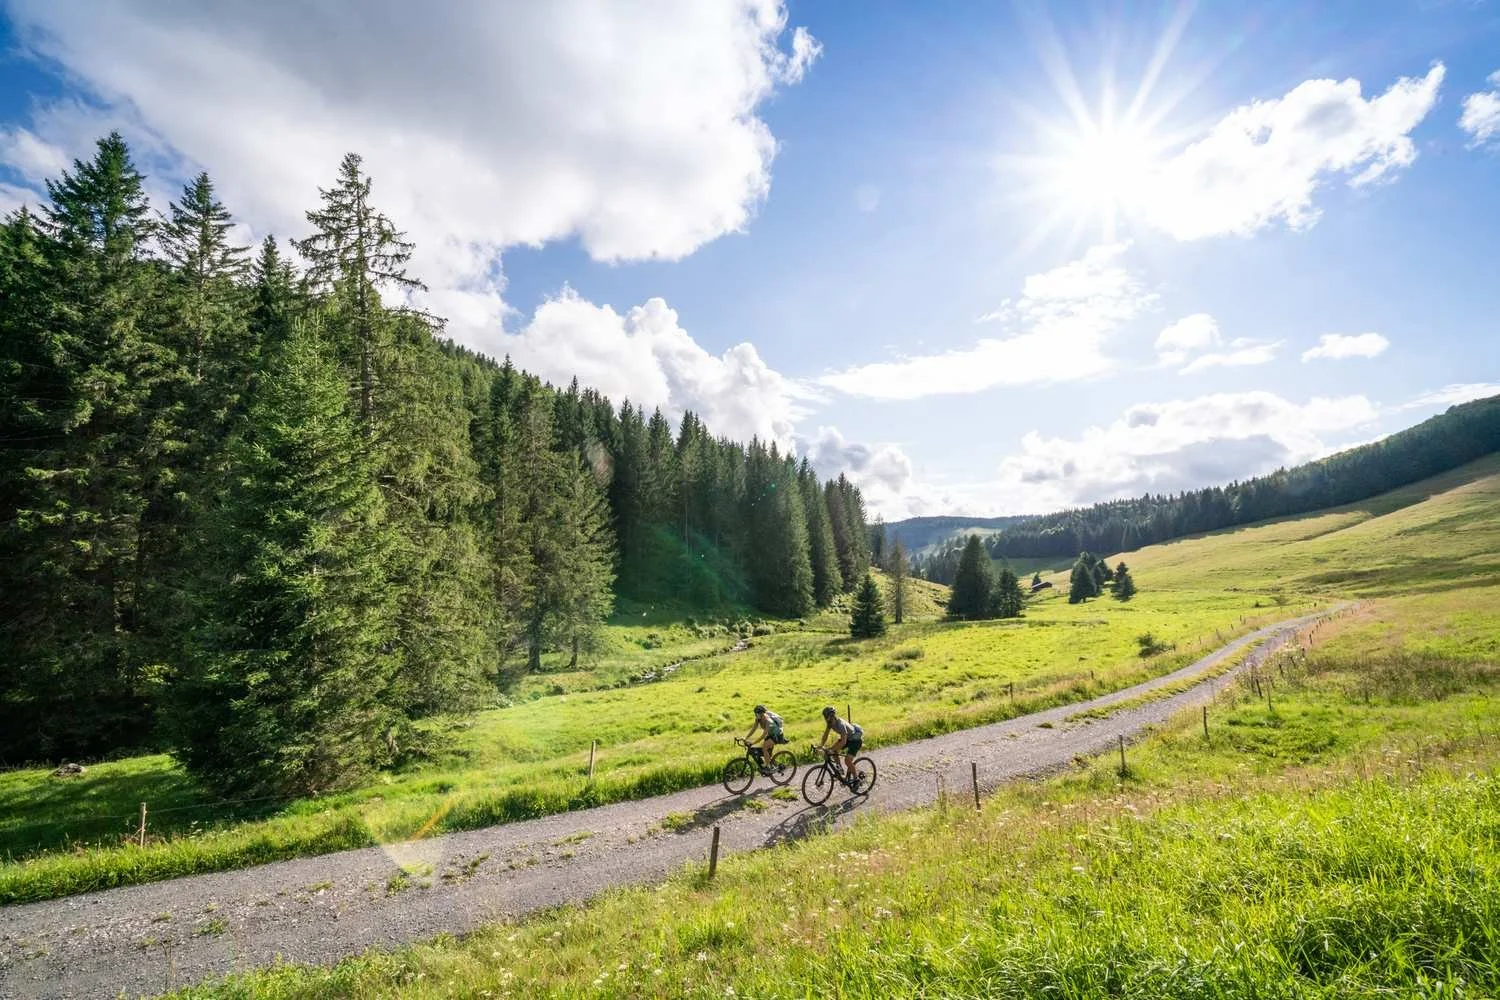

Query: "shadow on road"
left=761, top=795, right=864, bottom=848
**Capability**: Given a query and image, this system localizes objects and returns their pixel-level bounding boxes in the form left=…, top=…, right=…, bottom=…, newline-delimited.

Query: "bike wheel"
left=769, top=750, right=798, bottom=786
left=802, top=764, right=834, bottom=805
left=850, top=757, right=877, bottom=795
left=722, top=757, right=755, bottom=795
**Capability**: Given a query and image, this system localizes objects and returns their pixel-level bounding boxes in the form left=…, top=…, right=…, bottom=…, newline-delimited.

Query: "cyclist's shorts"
left=844, top=736, right=863, bottom=756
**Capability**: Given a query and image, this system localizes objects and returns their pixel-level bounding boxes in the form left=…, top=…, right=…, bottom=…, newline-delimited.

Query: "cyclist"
left=816, top=706, right=863, bottom=788
left=744, top=704, right=788, bottom=774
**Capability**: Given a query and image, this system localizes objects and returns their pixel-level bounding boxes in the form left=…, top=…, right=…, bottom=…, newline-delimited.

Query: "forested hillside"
left=882, top=514, right=1032, bottom=558
left=982, top=396, right=1500, bottom=561
left=0, top=134, right=871, bottom=782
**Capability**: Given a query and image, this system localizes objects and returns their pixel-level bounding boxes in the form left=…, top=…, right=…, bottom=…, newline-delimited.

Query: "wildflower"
left=696, top=951, right=709, bottom=962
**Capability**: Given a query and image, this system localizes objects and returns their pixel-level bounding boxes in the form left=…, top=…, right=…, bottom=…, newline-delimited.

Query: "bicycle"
left=801, top=743, right=877, bottom=804
left=722, top=737, right=797, bottom=795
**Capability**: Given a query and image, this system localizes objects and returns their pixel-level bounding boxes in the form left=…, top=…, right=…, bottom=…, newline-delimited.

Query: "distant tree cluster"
left=0, top=134, right=873, bottom=789
left=1069, top=554, right=1135, bottom=604
left=945, top=536, right=1026, bottom=621
left=985, top=396, right=1500, bottom=561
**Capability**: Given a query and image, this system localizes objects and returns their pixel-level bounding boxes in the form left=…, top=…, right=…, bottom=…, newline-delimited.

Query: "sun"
left=996, top=1, right=1201, bottom=250
left=1053, top=119, right=1162, bottom=223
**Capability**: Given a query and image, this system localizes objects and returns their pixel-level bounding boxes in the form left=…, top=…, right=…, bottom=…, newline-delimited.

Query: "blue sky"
left=2, top=1, right=1497, bottom=517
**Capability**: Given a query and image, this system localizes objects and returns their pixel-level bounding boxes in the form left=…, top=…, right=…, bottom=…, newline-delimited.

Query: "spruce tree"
left=800, top=458, right=842, bottom=606
left=158, top=172, right=250, bottom=385
left=992, top=567, right=1025, bottom=618
left=172, top=324, right=399, bottom=797
left=947, top=535, right=993, bottom=620
left=2, top=134, right=176, bottom=760
left=849, top=573, right=887, bottom=638
left=1069, top=553, right=1100, bottom=604
left=1111, top=561, right=1137, bottom=601
left=295, top=152, right=424, bottom=431
left=888, top=539, right=909, bottom=624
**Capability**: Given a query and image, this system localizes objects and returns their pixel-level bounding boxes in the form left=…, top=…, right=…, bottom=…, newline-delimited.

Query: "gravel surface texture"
left=0, top=611, right=1331, bottom=998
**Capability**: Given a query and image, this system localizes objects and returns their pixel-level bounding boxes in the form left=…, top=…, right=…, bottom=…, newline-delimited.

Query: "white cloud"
left=988, top=391, right=1380, bottom=512
left=1143, top=64, right=1445, bottom=240
left=819, top=243, right=1154, bottom=399
left=1155, top=313, right=1220, bottom=367
left=1179, top=340, right=1282, bottom=374
left=798, top=425, right=915, bottom=511
left=1399, top=382, right=1500, bottom=411
left=1154, top=313, right=1278, bottom=373
left=1459, top=70, right=1500, bottom=147
left=500, top=289, right=810, bottom=448
left=1, top=0, right=818, bottom=340
left=1301, top=332, right=1390, bottom=361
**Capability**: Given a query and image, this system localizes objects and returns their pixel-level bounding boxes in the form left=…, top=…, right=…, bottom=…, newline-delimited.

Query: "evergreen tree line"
left=945, top=536, right=1025, bottom=621
left=1067, top=553, right=1134, bottom=604
left=984, top=395, right=1500, bottom=561
left=0, top=134, right=871, bottom=788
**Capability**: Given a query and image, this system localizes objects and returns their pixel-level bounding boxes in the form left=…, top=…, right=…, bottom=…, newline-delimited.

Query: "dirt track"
left=0, top=611, right=1329, bottom=999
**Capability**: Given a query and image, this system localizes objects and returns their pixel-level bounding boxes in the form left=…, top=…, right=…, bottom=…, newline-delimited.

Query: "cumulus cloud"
left=1155, top=313, right=1220, bottom=367
left=0, top=0, right=818, bottom=339
left=501, top=289, right=811, bottom=447
left=991, top=391, right=1380, bottom=511
left=1143, top=64, right=1445, bottom=240
left=797, top=425, right=917, bottom=512
left=1154, top=313, right=1278, bottom=373
left=1459, top=71, right=1500, bottom=148
left=1301, top=332, right=1390, bottom=361
left=1399, top=382, right=1500, bottom=411
left=819, top=243, right=1154, bottom=399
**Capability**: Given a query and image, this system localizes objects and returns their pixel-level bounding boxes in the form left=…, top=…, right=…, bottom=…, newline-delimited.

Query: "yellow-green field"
left=4, top=454, right=1498, bottom=908
left=181, top=538, right=1500, bottom=999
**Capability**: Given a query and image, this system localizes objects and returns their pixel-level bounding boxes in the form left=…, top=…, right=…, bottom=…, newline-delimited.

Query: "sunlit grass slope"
left=4, top=454, right=1497, bottom=904
left=183, top=580, right=1500, bottom=999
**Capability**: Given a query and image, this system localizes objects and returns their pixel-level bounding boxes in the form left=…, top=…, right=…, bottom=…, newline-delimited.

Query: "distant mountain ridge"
left=883, top=514, right=1034, bottom=557
left=985, top=394, right=1500, bottom=560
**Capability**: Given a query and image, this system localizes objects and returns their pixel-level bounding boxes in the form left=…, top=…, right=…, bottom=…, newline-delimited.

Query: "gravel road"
left=0, top=611, right=1329, bottom=999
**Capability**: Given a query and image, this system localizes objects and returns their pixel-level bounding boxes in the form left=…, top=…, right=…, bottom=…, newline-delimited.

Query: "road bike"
left=801, top=744, right=876, bottom=804
left=722, top=737, right=797, bottom=794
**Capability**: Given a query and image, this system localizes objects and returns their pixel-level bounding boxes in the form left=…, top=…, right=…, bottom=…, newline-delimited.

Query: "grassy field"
left=3, top=454, right=1496, bottom=906
left=177, top=568, right=1500, bottom=998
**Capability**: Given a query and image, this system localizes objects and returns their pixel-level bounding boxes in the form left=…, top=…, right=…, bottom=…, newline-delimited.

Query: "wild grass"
left=6, top=457, right=1497, bottom=905
left=175, top=593, right=1500, bottom=999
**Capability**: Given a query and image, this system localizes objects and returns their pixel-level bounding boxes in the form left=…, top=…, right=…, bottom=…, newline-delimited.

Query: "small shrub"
left=892, top=646, right=924, bottom=661
left=1136, top=632, right=1172, bottom=657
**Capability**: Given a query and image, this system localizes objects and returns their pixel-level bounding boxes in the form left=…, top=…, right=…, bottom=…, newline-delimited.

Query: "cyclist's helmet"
left=822, top=705, right=836, bottom=720
left=753, top=704, right=766, bottom=716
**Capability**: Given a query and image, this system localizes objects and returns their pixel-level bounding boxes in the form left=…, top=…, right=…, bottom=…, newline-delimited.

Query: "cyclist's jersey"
left=830, top=717, right=862, bottom=739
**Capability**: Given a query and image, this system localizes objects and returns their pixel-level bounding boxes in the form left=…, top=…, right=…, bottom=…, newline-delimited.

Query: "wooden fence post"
left=1202, top=705, right=1209, bottom=740
left=588, top=740, right=596, bottom=780
left=1117, top=735, right=1126, bottom=776
left=971, top=762, right=981, bottom=811
left=708, top=825, right=721, bottom=879
left=138, top=802, right=147, bottom=848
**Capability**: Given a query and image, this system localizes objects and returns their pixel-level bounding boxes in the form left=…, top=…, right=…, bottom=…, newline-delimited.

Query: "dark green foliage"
left=0, top=135, right=173, bottom=763
left=1069, top=553, right=1101, bottom=604
left=990, top=394, right=1500, bottom=560
left=991, top=567, right=1025, bottom=619
left=947, top=536, right=993, bottom=620
left=1112, top=561, right=1137, bottom=601
left=0, top=133, right=872, bottom=770
left=888, top=539, right=909, bottom=624
left=171, top=326, right=399, bottom=797
left=849, top=574, right=887, bottom=638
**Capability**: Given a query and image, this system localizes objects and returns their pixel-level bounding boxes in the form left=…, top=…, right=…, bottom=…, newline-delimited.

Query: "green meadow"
left=181, top=531, right=1500, bottom=998
left=4, top=455, right=1498, bottom=907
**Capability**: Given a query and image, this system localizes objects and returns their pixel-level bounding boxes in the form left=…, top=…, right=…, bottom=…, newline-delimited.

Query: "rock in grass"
left=51, top=762, right=86, bottom=778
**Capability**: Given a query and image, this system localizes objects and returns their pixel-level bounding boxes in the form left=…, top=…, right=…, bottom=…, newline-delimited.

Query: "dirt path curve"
left=0, top=610, right=1333, bottom=999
